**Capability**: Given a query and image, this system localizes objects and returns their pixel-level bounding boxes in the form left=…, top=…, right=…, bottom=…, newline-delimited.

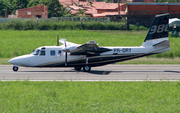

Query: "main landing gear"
left=83, top=65, right=91, bottom=72
left=74, top=57, right=91, bottom=72
left=13, top=66, right=18, bottom=71
left=74, top=65, right=91, bottom=72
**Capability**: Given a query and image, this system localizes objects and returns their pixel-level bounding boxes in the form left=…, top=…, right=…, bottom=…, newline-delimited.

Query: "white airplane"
left=9, top=13, right=170, bottom=72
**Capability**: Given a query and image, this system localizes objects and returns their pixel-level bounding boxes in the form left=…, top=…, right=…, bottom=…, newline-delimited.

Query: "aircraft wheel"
left=83, top=65, right=91, bottom=72
left=13, top=66, right=18, bottom=72
left=74, top=66, right=82, bottom=71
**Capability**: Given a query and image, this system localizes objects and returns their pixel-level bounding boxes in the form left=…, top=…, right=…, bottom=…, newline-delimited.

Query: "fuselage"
left=9, top=41, right=170, bottom=68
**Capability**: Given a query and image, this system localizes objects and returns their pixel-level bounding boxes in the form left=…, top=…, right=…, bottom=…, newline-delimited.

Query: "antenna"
left=57, top=33, right=59, bottom=46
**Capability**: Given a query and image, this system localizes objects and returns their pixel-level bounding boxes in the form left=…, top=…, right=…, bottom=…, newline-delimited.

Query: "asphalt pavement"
left=1, top=65, right=180, bottom=81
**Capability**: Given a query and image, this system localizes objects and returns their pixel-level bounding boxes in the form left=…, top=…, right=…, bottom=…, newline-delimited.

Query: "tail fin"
left=142, top=13, right=169, bottom=46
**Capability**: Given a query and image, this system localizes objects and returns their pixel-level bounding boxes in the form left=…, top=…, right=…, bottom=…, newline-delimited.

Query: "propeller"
left=64, top=39, right=67, bottom=66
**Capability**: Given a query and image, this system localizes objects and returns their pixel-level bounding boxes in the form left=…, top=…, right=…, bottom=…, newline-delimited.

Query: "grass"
left=1, top=81, right=180, bottom=112
left=1, top=30, right=180, bottom=61
left=0, top=30, right=147, bottom=58
left=0, top=58, right=10, bottom=65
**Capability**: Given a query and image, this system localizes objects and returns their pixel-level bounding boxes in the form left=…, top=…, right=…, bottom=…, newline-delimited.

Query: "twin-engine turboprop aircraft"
left=9, top=13, right=170, bottom=72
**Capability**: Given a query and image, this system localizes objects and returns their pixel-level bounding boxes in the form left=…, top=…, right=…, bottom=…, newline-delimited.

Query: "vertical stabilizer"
left=142, top=13, right=169, bottom=46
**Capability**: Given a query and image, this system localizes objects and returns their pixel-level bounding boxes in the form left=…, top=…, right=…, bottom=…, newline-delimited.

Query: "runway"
left=1, top=65, right=180, bottom=81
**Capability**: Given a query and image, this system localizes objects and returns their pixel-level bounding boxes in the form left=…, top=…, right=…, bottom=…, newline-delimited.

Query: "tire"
left=83, top=65, right=91, bottom=72
left=13, top=66, right=18, bottom=72
left=74, top=66, right=82, bottom=71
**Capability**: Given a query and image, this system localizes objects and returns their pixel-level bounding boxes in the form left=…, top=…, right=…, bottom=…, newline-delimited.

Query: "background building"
left=9, top=4, right=48, bottom=18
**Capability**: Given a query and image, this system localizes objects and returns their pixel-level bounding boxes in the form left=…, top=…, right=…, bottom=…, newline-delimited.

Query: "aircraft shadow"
left=87, top=70, right=111, bottom=75
left=21, top=70, right=111, bottom=75
left=20, top=70, right=180, bottom=75
left=21, top=70, right=75, bottom=73
left=164, top=70, right=180, bottom=73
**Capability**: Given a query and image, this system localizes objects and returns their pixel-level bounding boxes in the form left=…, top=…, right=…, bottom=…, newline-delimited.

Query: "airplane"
left=9, top=13, right=170, bottom=72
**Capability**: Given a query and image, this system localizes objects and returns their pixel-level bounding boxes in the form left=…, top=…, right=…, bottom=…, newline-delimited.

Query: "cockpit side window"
left=31, top=49, right=40, bottom=55
left=40, top=50, right=46, bottom=56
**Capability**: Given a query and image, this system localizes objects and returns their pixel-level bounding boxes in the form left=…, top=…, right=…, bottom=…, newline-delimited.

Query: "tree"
left=44, top=0, right=63, bottom=17
left=11, top=0, right=29, bottom=14
left=60, top=7, right=72, bottom=17
left=27, top=0, right=43, bottom=7
left=76, top=8, right=86, bottom=16
left=27, top=0, right=64, bottom=18
left=0, top=0, right=13, bottom=17
left=0, top=0, right=5, bottom=17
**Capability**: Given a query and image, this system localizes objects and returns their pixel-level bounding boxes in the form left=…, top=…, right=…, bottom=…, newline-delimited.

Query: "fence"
left=0, top=17, right=110, bottom=23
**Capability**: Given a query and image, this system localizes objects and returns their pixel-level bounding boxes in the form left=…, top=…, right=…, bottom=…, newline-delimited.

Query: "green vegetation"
left=0, top=58, right=10, bottom=65
left=0, top=20, right=127, bottom=30
left=1, top=81, right=180, bottom=112
left=0, top=30, right=179, bottom=59
left=0, top=19, right=148, bottom=30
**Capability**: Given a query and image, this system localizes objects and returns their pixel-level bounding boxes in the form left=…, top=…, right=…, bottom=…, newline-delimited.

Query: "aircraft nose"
left=8, top=55, right=31, bottom=66
left=8, top=59, right=13, bottom=64
left=8, top=58, right=20, bottom=64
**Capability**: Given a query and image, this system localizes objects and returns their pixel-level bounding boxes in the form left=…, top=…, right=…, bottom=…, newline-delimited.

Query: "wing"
left=59, top=39, right=79, bottom=46
left=69, top=41, right=112, bottom=56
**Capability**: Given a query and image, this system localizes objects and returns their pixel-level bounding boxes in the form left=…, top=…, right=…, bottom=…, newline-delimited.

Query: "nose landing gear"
left=13, top=66, right=19, bottom=71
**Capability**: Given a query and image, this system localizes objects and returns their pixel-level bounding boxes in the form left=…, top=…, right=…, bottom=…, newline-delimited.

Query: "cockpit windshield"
left=31, top=49, right=40, bottom=55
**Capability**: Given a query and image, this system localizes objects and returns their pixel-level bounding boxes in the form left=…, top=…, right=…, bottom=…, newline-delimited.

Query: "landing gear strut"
left=82, top=56, right=91, bottom=72
left=13, top=66, right=18, bottom=71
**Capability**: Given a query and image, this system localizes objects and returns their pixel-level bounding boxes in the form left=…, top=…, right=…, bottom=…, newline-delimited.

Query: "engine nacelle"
left=62, top=46, right=77, bottom=52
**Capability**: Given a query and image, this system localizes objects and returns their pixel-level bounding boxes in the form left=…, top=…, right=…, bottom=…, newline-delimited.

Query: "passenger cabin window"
left=50, top=50, right=55, bottom=56
left=40, top=50, right=45, bottom=56
left=31, top=49, right=40, bottom=55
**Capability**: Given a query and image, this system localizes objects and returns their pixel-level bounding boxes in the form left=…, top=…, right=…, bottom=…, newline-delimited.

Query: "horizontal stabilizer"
left=153, top=40, right=170, bottom=48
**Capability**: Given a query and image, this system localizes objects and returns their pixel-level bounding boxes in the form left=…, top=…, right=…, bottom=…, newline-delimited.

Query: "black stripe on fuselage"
left=37, top=53, right=155, bottom=67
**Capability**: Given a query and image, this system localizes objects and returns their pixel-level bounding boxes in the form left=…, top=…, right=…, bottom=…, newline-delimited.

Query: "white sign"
left=27, top=12, right=31, bottom=15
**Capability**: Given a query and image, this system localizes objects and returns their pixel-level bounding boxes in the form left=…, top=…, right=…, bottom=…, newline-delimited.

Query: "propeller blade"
left=64, top=38, right=67, bottom=47
left=65, top=52, right=67, bottom=66
left=64, top=38, right=67, bottom=66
